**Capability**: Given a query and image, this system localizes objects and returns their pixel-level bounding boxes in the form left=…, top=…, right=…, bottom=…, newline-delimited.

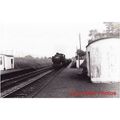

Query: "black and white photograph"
left=0, top=0, right=120, bottom=120
left=0, top=21, right=120, bottom=98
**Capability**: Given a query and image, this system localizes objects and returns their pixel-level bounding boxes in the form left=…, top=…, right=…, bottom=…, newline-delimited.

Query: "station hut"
left=76, top=49, right=86, bottom=68
left=86, top=38, right=120, bottom=83
left=0, top=54, right=14, bottom=70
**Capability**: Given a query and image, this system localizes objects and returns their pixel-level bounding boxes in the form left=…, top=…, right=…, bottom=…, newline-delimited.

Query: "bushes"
left=14, top=55, right=52, bottom=69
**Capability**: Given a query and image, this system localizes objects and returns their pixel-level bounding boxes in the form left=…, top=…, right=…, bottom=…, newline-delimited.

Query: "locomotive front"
left=52, top=53, right=66, bottom=69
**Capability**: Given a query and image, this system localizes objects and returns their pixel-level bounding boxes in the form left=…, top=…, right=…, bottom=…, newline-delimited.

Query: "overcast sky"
left=0, top=0, right=120, bottom=58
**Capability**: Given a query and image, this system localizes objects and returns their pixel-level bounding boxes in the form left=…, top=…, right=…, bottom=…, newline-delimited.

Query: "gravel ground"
left=34, top=66, right=120, bottom=98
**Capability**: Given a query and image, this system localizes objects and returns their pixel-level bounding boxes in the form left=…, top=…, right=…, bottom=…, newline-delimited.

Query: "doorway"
left=88, top=52, right=91, bottom=78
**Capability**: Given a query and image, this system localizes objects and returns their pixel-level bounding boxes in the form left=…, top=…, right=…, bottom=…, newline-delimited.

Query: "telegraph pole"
left=78, top=33, right=81, bottom=68
left=79, top=33, right=81, bottom=50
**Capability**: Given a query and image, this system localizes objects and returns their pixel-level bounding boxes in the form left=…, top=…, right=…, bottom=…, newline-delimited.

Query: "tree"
left=88, top=22, right=120, bottom=43
left=25, top=55, right=33, bottom=59
left=89, top=29, right=98, bottom=40
left=104, top=22, right=120, bottom=38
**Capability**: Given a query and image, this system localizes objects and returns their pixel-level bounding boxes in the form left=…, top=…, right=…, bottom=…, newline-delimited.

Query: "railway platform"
left=1, top=69, right=23, bottom=75
left=34, top=65, right=120, bottom=98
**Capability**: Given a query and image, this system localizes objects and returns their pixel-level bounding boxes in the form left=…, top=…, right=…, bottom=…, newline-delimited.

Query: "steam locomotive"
left=52, top=53, right=71, bottom=69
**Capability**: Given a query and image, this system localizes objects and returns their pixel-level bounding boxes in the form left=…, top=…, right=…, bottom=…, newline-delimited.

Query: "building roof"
left=0, top=54, right=14, bottom=57
left=86, top=37, right=120, bottom=48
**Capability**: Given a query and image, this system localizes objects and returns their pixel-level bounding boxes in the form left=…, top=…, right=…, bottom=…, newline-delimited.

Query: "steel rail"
left=1, top=69, right=54, bottom=98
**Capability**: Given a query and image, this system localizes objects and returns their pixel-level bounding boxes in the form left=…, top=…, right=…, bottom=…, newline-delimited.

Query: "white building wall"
left=86, top=38, right=120, bottom=83
left=76, top=60, right=84, bottom=68
left=0, top=55, right=14, bottom=70
left=5, top=56, right=11, bottom=70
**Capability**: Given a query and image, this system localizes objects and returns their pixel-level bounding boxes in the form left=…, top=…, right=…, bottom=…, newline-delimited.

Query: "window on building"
left=0, top=57, right=2, bottom=65
left=11, top=59, right=13, bottom=64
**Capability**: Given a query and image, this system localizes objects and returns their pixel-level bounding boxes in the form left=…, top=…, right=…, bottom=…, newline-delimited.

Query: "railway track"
left=0, top=66, right=54, bottom=98
left=4, top=68, right=65, bottom=98
left=30, top=68, right=64, bottom=98
left=1, top=65, right=52, bottom=80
